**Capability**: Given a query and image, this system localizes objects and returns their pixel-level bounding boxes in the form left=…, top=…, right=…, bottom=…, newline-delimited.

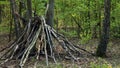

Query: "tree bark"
left=19, top=0, right=23, bottom=16
left=27, top=0, right=32, bottom=19
left=96, top=0, right=111, bottom=57
left=10, top=0, right=21, bottom=38
left=46, top=0, right=54, bottom=54
left=46, top=0, right=54, bottom=27
left=0, top=5, right=2, bottom=24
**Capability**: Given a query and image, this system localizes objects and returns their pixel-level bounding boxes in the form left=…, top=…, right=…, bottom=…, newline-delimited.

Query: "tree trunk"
left=46, top=0, right=54, bottom=54
left=98, top=8, right=102, bottom=38
left=87, top=0, right=90, bottom=34
left=10, top=0, right=21, bottom=38
left=19, top=0, right=22, bottom=16
left=46, top=0, right=54, bottom=27
left=96, top=0, right=111, bottom=57
left=0, top=5, right=2, bottom=24
left=27, top=0, right=32, bottom=19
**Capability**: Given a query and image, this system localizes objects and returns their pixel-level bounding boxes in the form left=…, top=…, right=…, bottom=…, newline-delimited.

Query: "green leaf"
left=0, top=1, right=9, bottom=5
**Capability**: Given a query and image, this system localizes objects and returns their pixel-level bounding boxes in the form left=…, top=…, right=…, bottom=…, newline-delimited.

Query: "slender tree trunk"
left=27, top=0, right=32, bottom=19
left=96, top=0, right=111, bottom=57
left=10, top=0, right=21, bottom=38
left=46, top=0, right=54, bottom=27
left=98, top=9, right=102, bottom=38
left=0, top=5, right=2, bottom=24
left=46, top=0, right=54, bottom=54
left=19, top=0, right=22, bottom=16
left=87, top=0, right=90, bottom=34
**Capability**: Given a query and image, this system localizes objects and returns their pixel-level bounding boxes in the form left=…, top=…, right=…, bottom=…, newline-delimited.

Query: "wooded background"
left=0, top=0, right=120, bottom=67
left=0, top=0, right=119, bottom=39
left=0, top=0, right=119, bottom=57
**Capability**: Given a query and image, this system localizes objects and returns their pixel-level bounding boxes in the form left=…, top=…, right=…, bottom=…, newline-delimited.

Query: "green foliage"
left=59, top=29, right=77, bottom=38
left=80, top=33, right=92, bottom=44
left=0, top=0, right=120, bottom=42
left=0, top=25, right=9, bottom=33
left=32, top=0, right=47, bottom=15
left=90, top=62, right=112, bottom=68
left=47, top=63, right=63, bottom=68
left=0, top=1, right=9, bottom=5
left=54, top=0, right=120, bottom=42
left=110, top=1, right=120, bottom=38
left=90, top=58, right=112, bottom=68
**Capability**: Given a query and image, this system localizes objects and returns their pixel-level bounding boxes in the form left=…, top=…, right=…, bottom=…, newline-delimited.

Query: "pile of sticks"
left=0, top=16, right=92, bottom=67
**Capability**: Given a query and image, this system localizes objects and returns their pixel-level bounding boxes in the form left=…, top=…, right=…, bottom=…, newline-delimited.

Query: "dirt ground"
left=0, top=34, right=120, bottom=68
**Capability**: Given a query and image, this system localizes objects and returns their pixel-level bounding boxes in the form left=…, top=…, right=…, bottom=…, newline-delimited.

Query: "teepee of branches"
left=0, top=16, right=93, bottom=67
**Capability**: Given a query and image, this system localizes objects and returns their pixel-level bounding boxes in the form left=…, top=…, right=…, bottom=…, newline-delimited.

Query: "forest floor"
left=0, top=33, right=120, bottom=68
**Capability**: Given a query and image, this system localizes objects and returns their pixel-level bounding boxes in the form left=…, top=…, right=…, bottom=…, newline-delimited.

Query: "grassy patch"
left=0, top=26, right=9, bottom=33
left=0, top=24, right=10, bottom=34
